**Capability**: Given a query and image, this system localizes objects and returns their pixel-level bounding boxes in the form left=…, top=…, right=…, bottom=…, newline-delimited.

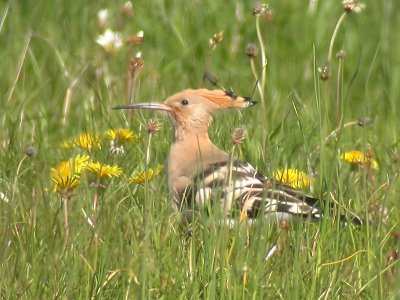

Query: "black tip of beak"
left=244, top=96, right=257, bottom=107
left=112, top=105, right=132, bottom=110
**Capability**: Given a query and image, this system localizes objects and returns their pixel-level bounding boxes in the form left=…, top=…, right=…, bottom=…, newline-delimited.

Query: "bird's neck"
left=172, top=121, right=210, bottom=143
left=171, top=126, right=229, bottom=168
left=167, top=125, right=229, bottom=201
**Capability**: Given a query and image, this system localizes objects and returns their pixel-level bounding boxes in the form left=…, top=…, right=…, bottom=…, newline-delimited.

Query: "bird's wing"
left=183, top=160, right=323, bottom=223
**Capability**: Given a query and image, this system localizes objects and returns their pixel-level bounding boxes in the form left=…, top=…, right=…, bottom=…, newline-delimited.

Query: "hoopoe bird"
left=114, top=89, right=361, bottom=225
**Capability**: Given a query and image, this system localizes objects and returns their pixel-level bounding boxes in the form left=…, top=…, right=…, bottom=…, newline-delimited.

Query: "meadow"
left=1, top=0, right=399, bottom=298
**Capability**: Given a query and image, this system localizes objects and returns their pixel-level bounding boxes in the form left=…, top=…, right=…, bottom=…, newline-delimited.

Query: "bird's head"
left=113, top=89, right=256, bottom=135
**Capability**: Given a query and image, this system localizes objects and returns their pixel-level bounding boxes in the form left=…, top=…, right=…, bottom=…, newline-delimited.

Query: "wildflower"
left=339, top=150, right=379, bottom=170
left=72, top=154, right=91, bottom=173
left=336, top=50, right=346, bottom=60
left=252, top=3, right=268, bottom=16
left=120, top=1, right=133, bottom=17
left=342, top=0, right=365, bottom=13
left=105, top=128, right=137, bottom=144
left=146, top=119, right=161, bottom=135
left=357, top=117, right=372, bottom=127
left=126, top=30, right=144, bottom=45
left=0, top=192, right=9, bottom=203
left=87, top=162, right=123, bottom=180
left=52, top=173, right=80, bottom=194
left=106, top=128, right=137, bottom=156
left=51, top=155, right=90, bottom=193
left=262, top=6, right=273, bottom=22
left=129, top=166, right=163, bottom=184
left=246, top=43, right=259, bottom=58
left=209, top=30, right=224, bottom=50
left=96, top=29, right=123, bottom=54
left=97, top=9, right=109, bottom=29
left=64, top=133, right=102, bottom=151
left=273, top=169, right=312, bottom=189
left=232, top=127, right=247, bottom=145
left=386, top=249, right=399, bottom=276
left=318, top=61, right=330, bottom=81
left=25, top=146, right=37, bottom=157
left=127, top=52, right=144, bottom=74
left=109, top=144, right=125, bottom=156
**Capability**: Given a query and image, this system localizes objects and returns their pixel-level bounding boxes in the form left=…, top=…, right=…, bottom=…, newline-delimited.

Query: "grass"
left=1, top=0, right=400, bottom=298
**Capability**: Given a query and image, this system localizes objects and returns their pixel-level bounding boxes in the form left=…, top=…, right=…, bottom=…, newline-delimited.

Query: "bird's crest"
left=188, top=89, right=256, bottom=109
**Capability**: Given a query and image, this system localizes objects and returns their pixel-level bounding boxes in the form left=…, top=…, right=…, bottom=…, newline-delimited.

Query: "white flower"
left=0, top=191, right=9, bottom=203
left=136, top=30, right=144, bottom=38
left=97, top=9, right=109, bottom=28
left=96, top=29, right=123, bottom=53
left=342, top=0, right=365, bottom=13
left=122, top=1, right=133, bottom=12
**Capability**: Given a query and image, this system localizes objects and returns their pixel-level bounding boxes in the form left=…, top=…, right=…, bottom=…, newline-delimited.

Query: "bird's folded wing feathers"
left=183, top=160, right=322, bottom=221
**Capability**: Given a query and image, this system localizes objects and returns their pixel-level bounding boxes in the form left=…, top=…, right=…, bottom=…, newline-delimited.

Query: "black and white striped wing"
left=185, top=161, right=322, bottom=223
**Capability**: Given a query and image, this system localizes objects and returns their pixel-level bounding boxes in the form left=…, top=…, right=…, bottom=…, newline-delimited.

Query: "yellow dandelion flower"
left=129, top=166, right=163, bottom=184
left=105, top=128, right=137, bottom=144
left=72, top=154, right=91, bottom=173
left=51, top=155, right=89, bottom=193
left=64, top=133, right=102, bottom=151
left=87, top=162, right=123, bottom=180
left=273, top=169, right=311, bottom=189
left=340, top=150, right=379, bottom=170
left=52, top=173, right=80, bottom=194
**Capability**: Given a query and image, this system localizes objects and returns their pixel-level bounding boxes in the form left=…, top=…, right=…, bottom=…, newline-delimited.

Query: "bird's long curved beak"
left=113, top=102, right=172, bottom=112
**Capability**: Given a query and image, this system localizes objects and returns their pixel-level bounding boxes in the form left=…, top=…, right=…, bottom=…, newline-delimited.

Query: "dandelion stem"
left=93, top=188, right=99, bottom=211
left=63, top=88, right=72, bottom=127
left=227, top=146, right=235, bottom=187
left=255, top=15, right=267, bottom=103
left=63, top=64, right=88, bottom=126
left=250, top=58, right=263, bottom=101
left=336, top=55, right=344, bottom=126
left=200, top=53, right=213, bottom=88
left=328, top=13, right=347, bottom=63
left=146, top=134, right=152, bottom=166
left=127, top=67, right=137, bottom=104
left=12, top=154, right=27, bottom=201
left=63, top=196, right=70, bottom=243
left=141, top=131, right=154, bottom=296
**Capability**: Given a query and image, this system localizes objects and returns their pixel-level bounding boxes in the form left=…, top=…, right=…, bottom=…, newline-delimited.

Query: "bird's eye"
left=181, top=99, right=189, bottom=106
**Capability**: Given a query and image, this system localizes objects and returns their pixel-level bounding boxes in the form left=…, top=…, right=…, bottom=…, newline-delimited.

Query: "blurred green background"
left=1, top=0, right=399, bottom=298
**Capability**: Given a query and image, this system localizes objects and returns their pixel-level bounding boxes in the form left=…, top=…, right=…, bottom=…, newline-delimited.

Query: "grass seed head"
left=336, top=50, right=346, bottom=60
left=246, top=43, right=259, bottom=58
left=318, top=61, right=330, bottom=81
left=252, top=3, right=267, bottom=16
left=26, top=146, right=37, bottom=157
left=120, top=1, right=133, bottom=17
left=209, top=30, right=224, bottom=49
left=147, top=119, right=161, bottom=135
left=128, top=53, right=144, bottom=74
left=126, top=30, right=144, bottom=45
left=232, top=127, right=247, bottom=146
left=342, top=0, right=365, bottom=14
